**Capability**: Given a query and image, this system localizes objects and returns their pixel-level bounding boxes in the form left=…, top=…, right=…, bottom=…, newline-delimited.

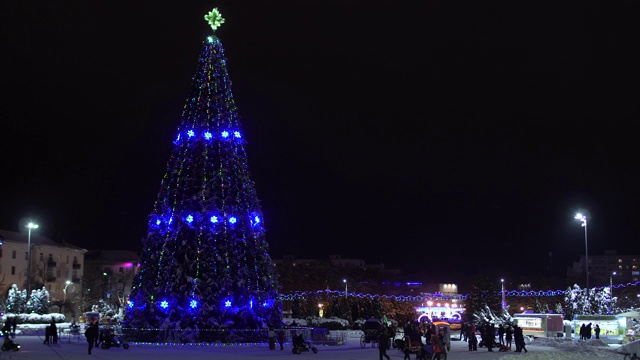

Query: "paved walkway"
left=1, top=332, right=621, bottom=360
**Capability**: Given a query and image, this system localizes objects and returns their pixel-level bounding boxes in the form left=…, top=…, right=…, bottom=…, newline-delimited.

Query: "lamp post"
left=610, top=271, right=616, bottom=298
left=63, top=280, right=72, bottom=314
left=343, top=279, right=347, bottom=298
left=574, top=213, right=589, bottom=289
left=26, top=222, right=39, bottom=296
left=501, top=278, right=506, bottom=310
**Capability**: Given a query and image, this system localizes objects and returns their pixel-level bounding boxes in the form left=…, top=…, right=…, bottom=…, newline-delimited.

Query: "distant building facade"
left=567, top=251, right=640, bottom=286
left=273, top=254, right=442, bottom=295
left=83, top=250, right=140, bottom=308
left=0, top=229, right=87, bottom=301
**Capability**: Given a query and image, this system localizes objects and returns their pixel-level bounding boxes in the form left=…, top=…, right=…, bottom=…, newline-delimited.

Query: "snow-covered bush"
left=309, top=316, right=350, bottom=329
left=4, top=312, right=66, bottom=324
left=283, top=318, right=308, bottom=326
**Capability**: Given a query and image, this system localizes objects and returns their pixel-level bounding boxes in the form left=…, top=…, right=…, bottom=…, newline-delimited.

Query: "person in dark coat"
left=10, top=317, right=17, bottom=338
left=580, top=323, right=586, bottom=340
left=43, top=325, right=51, bottom=345
left=586, top=323, right=592, bottom=339
left=377, top=330, right=391, bottom=360
left=594, top=324, right=600, bottom=339
left=50, top=320, right=58, bottom=344
left=513, top=325, right=527, bottom=353
left=468, top=327, right=478, bottom=351
left=277, top=329, right=285, bottom=350
left=483, top=323, right=495, bottom=352
left=498, top=324, right=505, bottom=345
left=461, top=322, right=467, bottom=341
left=505, top=325, right=513, bottom=350
left=84, top=318, right=100, bottom=355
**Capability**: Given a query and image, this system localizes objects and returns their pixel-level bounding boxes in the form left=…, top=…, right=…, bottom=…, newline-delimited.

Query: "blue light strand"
left=276, top=281, right=640, bottom=302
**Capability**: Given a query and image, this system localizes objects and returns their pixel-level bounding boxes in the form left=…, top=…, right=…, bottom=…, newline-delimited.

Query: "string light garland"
left=277, top=281, right=640, bottom=302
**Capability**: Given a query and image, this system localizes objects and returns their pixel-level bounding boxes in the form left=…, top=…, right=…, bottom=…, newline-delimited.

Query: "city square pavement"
left=0, top=331, right=618, bottom=360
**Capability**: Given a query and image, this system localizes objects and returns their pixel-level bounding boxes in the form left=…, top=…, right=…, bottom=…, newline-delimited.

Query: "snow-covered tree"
left=472, top=304, right=514, bottom=326
left=534, top=298, right=550, bottom=314
left=563, top=284, right=615, bottom=319
left=95, top=299, right=118, bottom=321
left=467, top=275, right=502, bottom=323
left=5, top=284, right=27, bottom=314
left=26, top=287, right=50, bottom=314
left=554, top=302, right=564, bottom=315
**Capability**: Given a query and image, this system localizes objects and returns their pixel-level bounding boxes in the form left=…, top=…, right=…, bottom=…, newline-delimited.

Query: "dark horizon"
left=1, top=1, right=637, bottom=285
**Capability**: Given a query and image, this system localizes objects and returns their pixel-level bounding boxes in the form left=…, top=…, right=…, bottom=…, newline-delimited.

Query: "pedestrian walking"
left=505, top=325, right=513, bottom=350
left=268, top=328, right=276, bottom=350
left=461, top=322, right=467, bottom=341
left=431, top=332, right=445, bottom=360
left=594, top=324, right=600, bottom=339
left=377, top=330, right=391, bottom=360
left=277, top=329, right=285, bottom=350
left=468, top=330, right=478, bottom=351
left=50, top=320, right=58, bottom=344
left=513, top=325, right=527, bottom=353
left=84, top=318, right=99, bottom=355
left=10, top=317, right=17, bottom=338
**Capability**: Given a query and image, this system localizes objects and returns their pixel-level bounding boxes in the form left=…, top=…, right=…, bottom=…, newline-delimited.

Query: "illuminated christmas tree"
left=125, top=9, right=281, bottom=337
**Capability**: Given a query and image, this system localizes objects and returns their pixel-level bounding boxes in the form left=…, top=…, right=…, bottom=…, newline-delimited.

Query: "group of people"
left=399, top=320, right=451, bottom=360
left=579, top=322, right=600, bottom=340
left=462, top=321, right=527, bottom=353
left=43, top=319, right=58, bottom=345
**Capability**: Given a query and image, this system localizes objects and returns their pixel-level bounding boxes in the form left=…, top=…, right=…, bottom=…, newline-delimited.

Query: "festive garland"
left=278, top=281, right=640, bottom=302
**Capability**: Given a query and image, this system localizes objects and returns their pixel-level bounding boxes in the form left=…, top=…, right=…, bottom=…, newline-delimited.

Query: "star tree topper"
left=205, top=8, right=225, bottom=31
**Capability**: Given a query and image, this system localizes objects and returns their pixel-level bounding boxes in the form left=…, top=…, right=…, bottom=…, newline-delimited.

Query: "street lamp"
left=574, top=213, right=589, bottom=289
left=501, top=278, right=506, bottom=310
left=26, top=222, right=39, bottom=296
left=343, top=279, right=347, bottom=298
left=610, top=272, right=617, bottom=298
left=63, top=280, right=72, bottom=314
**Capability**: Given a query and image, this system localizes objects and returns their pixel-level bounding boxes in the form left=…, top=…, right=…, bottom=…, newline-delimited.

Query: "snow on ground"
left=501, top=337, right=621, bottom=359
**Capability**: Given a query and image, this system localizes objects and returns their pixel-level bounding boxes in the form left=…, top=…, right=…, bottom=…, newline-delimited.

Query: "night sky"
left=1, top=1, right=637, bottom=286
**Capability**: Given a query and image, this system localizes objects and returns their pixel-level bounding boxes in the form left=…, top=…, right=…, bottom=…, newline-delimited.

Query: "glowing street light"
left=26, top=222, right=39, bottom=296
left=63, top=280, right=73, bottom=314
left=501, top=278, right=506, bottom=310
left=343, top=279, right=347, bottom=298
left=574, top=213, right=589, bottom=289
left=610, top=271, right=617, bottom=299
left=63, top=280, right=73, bottom=302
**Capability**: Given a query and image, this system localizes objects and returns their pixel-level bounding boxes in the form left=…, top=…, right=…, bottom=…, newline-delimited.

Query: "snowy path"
left=2, top=334, right=622, bottom=360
